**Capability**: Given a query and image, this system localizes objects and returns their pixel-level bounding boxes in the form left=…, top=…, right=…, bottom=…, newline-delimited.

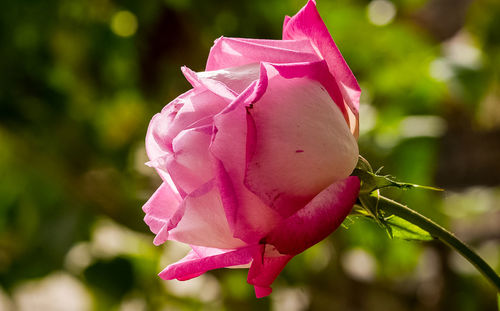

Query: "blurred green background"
left=1, top=0, right=499, bottom=310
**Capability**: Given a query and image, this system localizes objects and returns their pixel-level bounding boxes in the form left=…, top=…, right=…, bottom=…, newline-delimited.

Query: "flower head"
left=143, top=0, right=360, bottom=297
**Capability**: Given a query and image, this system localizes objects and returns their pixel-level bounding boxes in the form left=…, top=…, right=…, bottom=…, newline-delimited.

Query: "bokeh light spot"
left=429, top=58, right=454, bottom=81
left=367, top=0, right=396, bottom=26
left=110, top=10, right=138, bottom=37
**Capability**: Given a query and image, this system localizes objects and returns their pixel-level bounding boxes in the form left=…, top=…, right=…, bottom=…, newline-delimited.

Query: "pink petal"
left=163, top=250, right=205, bottom=281
left=146, top=88, right=228, bottom=163
left=283, top=0, right=361, bottom=119
left=155, top=180, right=246, bottom=249
left=159, top=245, right=256, bottom=281
left=183, top=63, right=261, bottom=99
left=182, top=66, right=238, bottom=102
left=247, top=245, right=293, bottom=298
left=142, top=182, right=182, bottom=235
left=254, top=286, right=273, bottom=298
left=206, top=37, right=320, bottom=71
left=283, top=15, right=291, bottom=30
left=245, top=69, right=359, bottom=217
left=162, top=125, right=215, bottom=195
left=263, top=60, right=348, bottom=124
left=211, top=81, right=282, bottom=244
left=265, top=176, right=360, bottom=255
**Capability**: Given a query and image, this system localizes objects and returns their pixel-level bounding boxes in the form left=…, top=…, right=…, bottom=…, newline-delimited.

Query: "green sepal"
left=352, top=156, right=443, bottom=195
left=350, top=156, right=437, bottom=242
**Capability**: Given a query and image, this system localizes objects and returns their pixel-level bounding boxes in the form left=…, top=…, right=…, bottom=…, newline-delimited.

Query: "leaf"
left=355, top=193, right=434, bottom=242
left=384, top=215, right=434, bottom=241
left=351, top=156, right=439, bottom=241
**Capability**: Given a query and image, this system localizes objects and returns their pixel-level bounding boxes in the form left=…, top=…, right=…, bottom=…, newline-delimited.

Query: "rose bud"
left=143, top=0, right=361, bottom=298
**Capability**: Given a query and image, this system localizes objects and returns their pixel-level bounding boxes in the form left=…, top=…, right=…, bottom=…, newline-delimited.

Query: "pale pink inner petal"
left=163, top=126, right=215, bottom=194
left=231, top=38, right=317, bottom=53
left=164, top=90, right=227, bottom=145
left=146, top=91, right=189, bottom=158
left=182, top=66, right=238, bottom=102
left=262, top=61, right=349, bottom=125
left=167, top=180, right=247, bottom=249
left=195, top=63, right=261, bottom=95
left=245, top=74, right=358, bottom=217
left=146, top=88, right=228, bottom=164
left=142, top=182, right=182, bottom=235
left=206, top=37, right=320, bottom=71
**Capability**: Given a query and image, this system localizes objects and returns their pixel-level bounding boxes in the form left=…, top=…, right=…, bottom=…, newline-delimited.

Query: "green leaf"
left=384, top=215, right=434, bottom=241
left=352, top=156, right=439, bottom=241
left=355, top=193, right=434, bottom=242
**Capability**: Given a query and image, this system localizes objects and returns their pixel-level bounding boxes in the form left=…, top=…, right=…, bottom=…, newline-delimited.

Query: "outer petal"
left=159, top=245, right=256, bottom=281
left=142, top=182, right=182, bottom=235
left=206, top=37, right=320, bottom=71
left=264, top=60, right=348, bottom=123
left=245, top=67, right=359, bottom=217
left=283, top=0, right=361, bottom=125
left=211, top=81, right=282, bottom=244
left=247, top=245, right=293, bottom=298
left=154, top=180, right=246, bottom=249
left=265, top=176, right=360, bottom=255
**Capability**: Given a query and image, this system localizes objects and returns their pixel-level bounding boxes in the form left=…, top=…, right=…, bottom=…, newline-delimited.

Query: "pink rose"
left=143, top=0, right=361, bottom=298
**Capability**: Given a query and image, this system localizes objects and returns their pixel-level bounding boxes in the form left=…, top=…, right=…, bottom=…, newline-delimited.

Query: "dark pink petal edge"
left=159, top=245, right=257, bottom=280
left=247, top=245, right=293, bottom=298
left=283, top=0, right=361, bottom=116
left=265, top=176, right=360, bottom=255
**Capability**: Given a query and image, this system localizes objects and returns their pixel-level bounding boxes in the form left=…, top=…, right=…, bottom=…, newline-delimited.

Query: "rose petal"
left=211, top=81, right=282, bottom=244
left=206, top=37, right=320, bottom=71
left=161, top=125, right=215, bottom=194
left=142, top=182, right=182, bottom=235
left=159, top=245, right=256, bottom=281
left=245, top=68, right=359, bottom=217
left=146, top=88, right=228, bottom=163
left=155, top=180, right=246, bottom=249
left=183, top=63, right=262, bottom=101
left=146, top=90, right=191, bottom=158
left=247, top=245, right=293, bottom=298
left=264, top=60, right=348, bottom=124
left=182, top=66, right=238, bottom=102
left=265, top=176, right=360, bottom=255
left=283, top=0, right=361, bottom=124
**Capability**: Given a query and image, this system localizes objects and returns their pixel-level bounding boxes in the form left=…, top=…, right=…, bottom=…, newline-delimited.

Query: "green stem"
left=378, top=195, right=500, bottom=292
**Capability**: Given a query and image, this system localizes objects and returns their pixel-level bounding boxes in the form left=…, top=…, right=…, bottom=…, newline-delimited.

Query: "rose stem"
left=377, top=195, right=500, bottom=292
